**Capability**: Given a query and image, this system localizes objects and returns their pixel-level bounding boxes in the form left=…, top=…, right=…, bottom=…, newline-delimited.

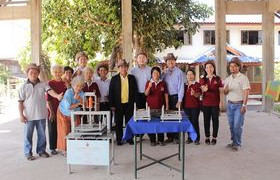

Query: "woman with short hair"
left=57, top=76, right=85, bottom=155
left=144, top=66, right=169, bottom=146
left=184, top=69, right=202, bottom=145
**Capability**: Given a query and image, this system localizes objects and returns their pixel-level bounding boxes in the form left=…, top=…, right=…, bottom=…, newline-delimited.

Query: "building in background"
left=156, top=14, right=280, bottom=95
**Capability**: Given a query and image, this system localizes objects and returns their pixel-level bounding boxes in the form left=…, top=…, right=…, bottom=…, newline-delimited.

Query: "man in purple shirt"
left=162, top=53, right=185, bottom=143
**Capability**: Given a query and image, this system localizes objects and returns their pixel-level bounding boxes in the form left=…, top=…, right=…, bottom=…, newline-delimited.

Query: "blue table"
left=122, top=116, right=196, bottom=180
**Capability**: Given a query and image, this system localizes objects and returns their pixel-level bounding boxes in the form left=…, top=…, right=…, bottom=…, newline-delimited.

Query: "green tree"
left=18, top=42, right=51, bottom=80
left=275, top=63, right=280, bottom=81
left=40, top=0, right=212, bottom=67
left=0, top=64, right=10, bottom=84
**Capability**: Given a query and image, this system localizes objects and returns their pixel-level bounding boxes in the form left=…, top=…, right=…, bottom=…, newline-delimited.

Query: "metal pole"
left=134, top=135, right=137, bottom=179
left=178, top=132, right=181, bottom=161
left=181, top=132, right=185, bottom=180
left=140, top=135, right=143, bottom=160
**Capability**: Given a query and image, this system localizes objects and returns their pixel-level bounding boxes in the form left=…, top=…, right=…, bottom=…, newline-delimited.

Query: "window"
left=246, top=66, right=262, bottom=82
left=177, top=30, right=184, bottom=43
left=177, top=30, right=192, bottom=45
left=203, top=30, right=230, bottom=45
left=241, top=30, right=262, bottom=45
left=204, top=30, right=215, bottom=45
left=184, top=33, right=192, bottom=45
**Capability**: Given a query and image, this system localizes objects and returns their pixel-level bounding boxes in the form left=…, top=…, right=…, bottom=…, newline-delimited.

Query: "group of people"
left=18, top=51, right=250, bottom=161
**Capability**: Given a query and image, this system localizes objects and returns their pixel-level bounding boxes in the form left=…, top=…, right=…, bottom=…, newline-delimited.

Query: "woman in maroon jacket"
left=200, top=61, right=223, bottom=145
left=145, top=66, right=169, bottom=146
left=184, top=69, right=202, bottom=145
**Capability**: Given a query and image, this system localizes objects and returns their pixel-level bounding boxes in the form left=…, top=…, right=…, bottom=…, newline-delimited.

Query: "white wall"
left=156, top=24, right=280, bottom=62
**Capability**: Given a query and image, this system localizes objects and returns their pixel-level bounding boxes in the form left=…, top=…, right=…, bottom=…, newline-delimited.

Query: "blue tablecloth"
left=122, top=116, right=197, bottom=141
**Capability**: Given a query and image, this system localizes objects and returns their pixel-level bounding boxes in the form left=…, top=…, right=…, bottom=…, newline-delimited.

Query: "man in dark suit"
left=109, top=59, right=138, bottom=145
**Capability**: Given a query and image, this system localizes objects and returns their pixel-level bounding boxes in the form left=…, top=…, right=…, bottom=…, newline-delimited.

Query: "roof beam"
left=269, top=0, right=280, bottom=12
left=226, top=1, right=265, bottom=14
left=0, top=5, right=30, bottom=20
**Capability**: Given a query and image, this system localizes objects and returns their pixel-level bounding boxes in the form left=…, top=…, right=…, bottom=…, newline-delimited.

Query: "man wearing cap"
left=224, top=57, right=250, bottom=151
left=109, top=59, right=138, bottom=145
left=162, top=53, right=185, bottom=143
left=130, top=52, right=152, bottom=109
left=18, top=63, right=64, bottom=160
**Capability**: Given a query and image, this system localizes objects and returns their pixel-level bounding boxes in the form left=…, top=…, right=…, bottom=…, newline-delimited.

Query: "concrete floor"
left=0, top=98, right=280, bottom=180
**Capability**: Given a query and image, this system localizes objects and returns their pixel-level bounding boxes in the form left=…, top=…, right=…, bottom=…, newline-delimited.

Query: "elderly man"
left=224, top=57, right=250, bottom=151
left=18, top=63, right=63, bottom=160
left=109, top=59, right=138, bottom=145
left=130, top=52, right=152, bottom=109
left=162, top=53, right=185, bottom=143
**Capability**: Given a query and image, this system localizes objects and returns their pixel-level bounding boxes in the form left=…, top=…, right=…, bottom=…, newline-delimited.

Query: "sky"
left=0, top=0, right=214, bottom=59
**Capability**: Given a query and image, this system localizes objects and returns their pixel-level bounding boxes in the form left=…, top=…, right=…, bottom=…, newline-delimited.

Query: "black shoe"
left=26, top=155, right=35, bottom=161
left=39, top=151, right=50, bottom=158
left=51, top=150, right=58, bottom=155
left=127, top=140, right=134, bottom=145
left=211, top=139, right=217, bottom=145
left=186, top=139, right=193, bottom=144
left=205, top=138, right=210, bottom=145
left=158, top=141, right=166, bottom=146
left=173, top=139, right=179, bottom=144
left=194, top=140, right=200, bottom=145
left=165, top=138, right=173, bottom=143
left=117, top=142, right=123, bottom=146
left=150, top=142, right=157, bottom=146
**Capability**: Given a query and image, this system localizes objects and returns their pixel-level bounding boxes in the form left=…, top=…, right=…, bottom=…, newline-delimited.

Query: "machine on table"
left=160, top=105, right=182, bottom=121
left=66, top=92, right=115, bottom=174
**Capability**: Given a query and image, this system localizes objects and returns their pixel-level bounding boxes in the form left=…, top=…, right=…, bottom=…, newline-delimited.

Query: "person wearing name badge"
left=144, top=67, right=169, bottom=146
left=184, top=69, right=202, bottom=145
left=200, top=60, right=223, bottom=145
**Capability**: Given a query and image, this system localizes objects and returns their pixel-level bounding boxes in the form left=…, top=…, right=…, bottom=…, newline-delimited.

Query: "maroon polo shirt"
left=145, top=81, right=168, bottom=109
left=47, top=79, right=67, bottom=115
left=83, top=82, right=101, bottom=97
left=199, top=76, right=223, bottom=106
left=184, top=82, right=201, bottom=108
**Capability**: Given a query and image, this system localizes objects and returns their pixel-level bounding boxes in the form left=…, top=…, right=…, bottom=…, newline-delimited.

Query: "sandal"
left=39, top=151, right=50, bottom=158
left=51, top=150, right=58, bottom=155
left=26, top=155, right=35, bottom=161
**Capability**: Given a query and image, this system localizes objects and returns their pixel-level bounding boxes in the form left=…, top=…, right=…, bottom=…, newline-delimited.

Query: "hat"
left=229, top=57, right=242, bottom=67
left=25, top=63, right=40, bottom=74
left=164, top=53, right=177, bottom=62
left=117, top=59, right=129, bottom=67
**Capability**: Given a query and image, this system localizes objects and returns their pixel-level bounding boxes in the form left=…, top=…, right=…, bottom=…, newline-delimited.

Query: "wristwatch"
left=242, top=104, right=247, bottom=107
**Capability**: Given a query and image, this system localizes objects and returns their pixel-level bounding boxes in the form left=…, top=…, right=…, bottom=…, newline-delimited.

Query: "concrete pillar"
left=262, top=2, right=275, bottom=112
left=30, top=0, right=42, bottom=65
left=195, top=64, right=200, bottom=82
left=121, top=0, right=133, bottom=65
left=215, top=0, right=227, bottom=111
left=215, top=0, right=227, bottom=79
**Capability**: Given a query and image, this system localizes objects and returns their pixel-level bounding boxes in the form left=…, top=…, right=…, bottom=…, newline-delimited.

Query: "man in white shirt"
left=224, top=57, right=250, bottom=151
